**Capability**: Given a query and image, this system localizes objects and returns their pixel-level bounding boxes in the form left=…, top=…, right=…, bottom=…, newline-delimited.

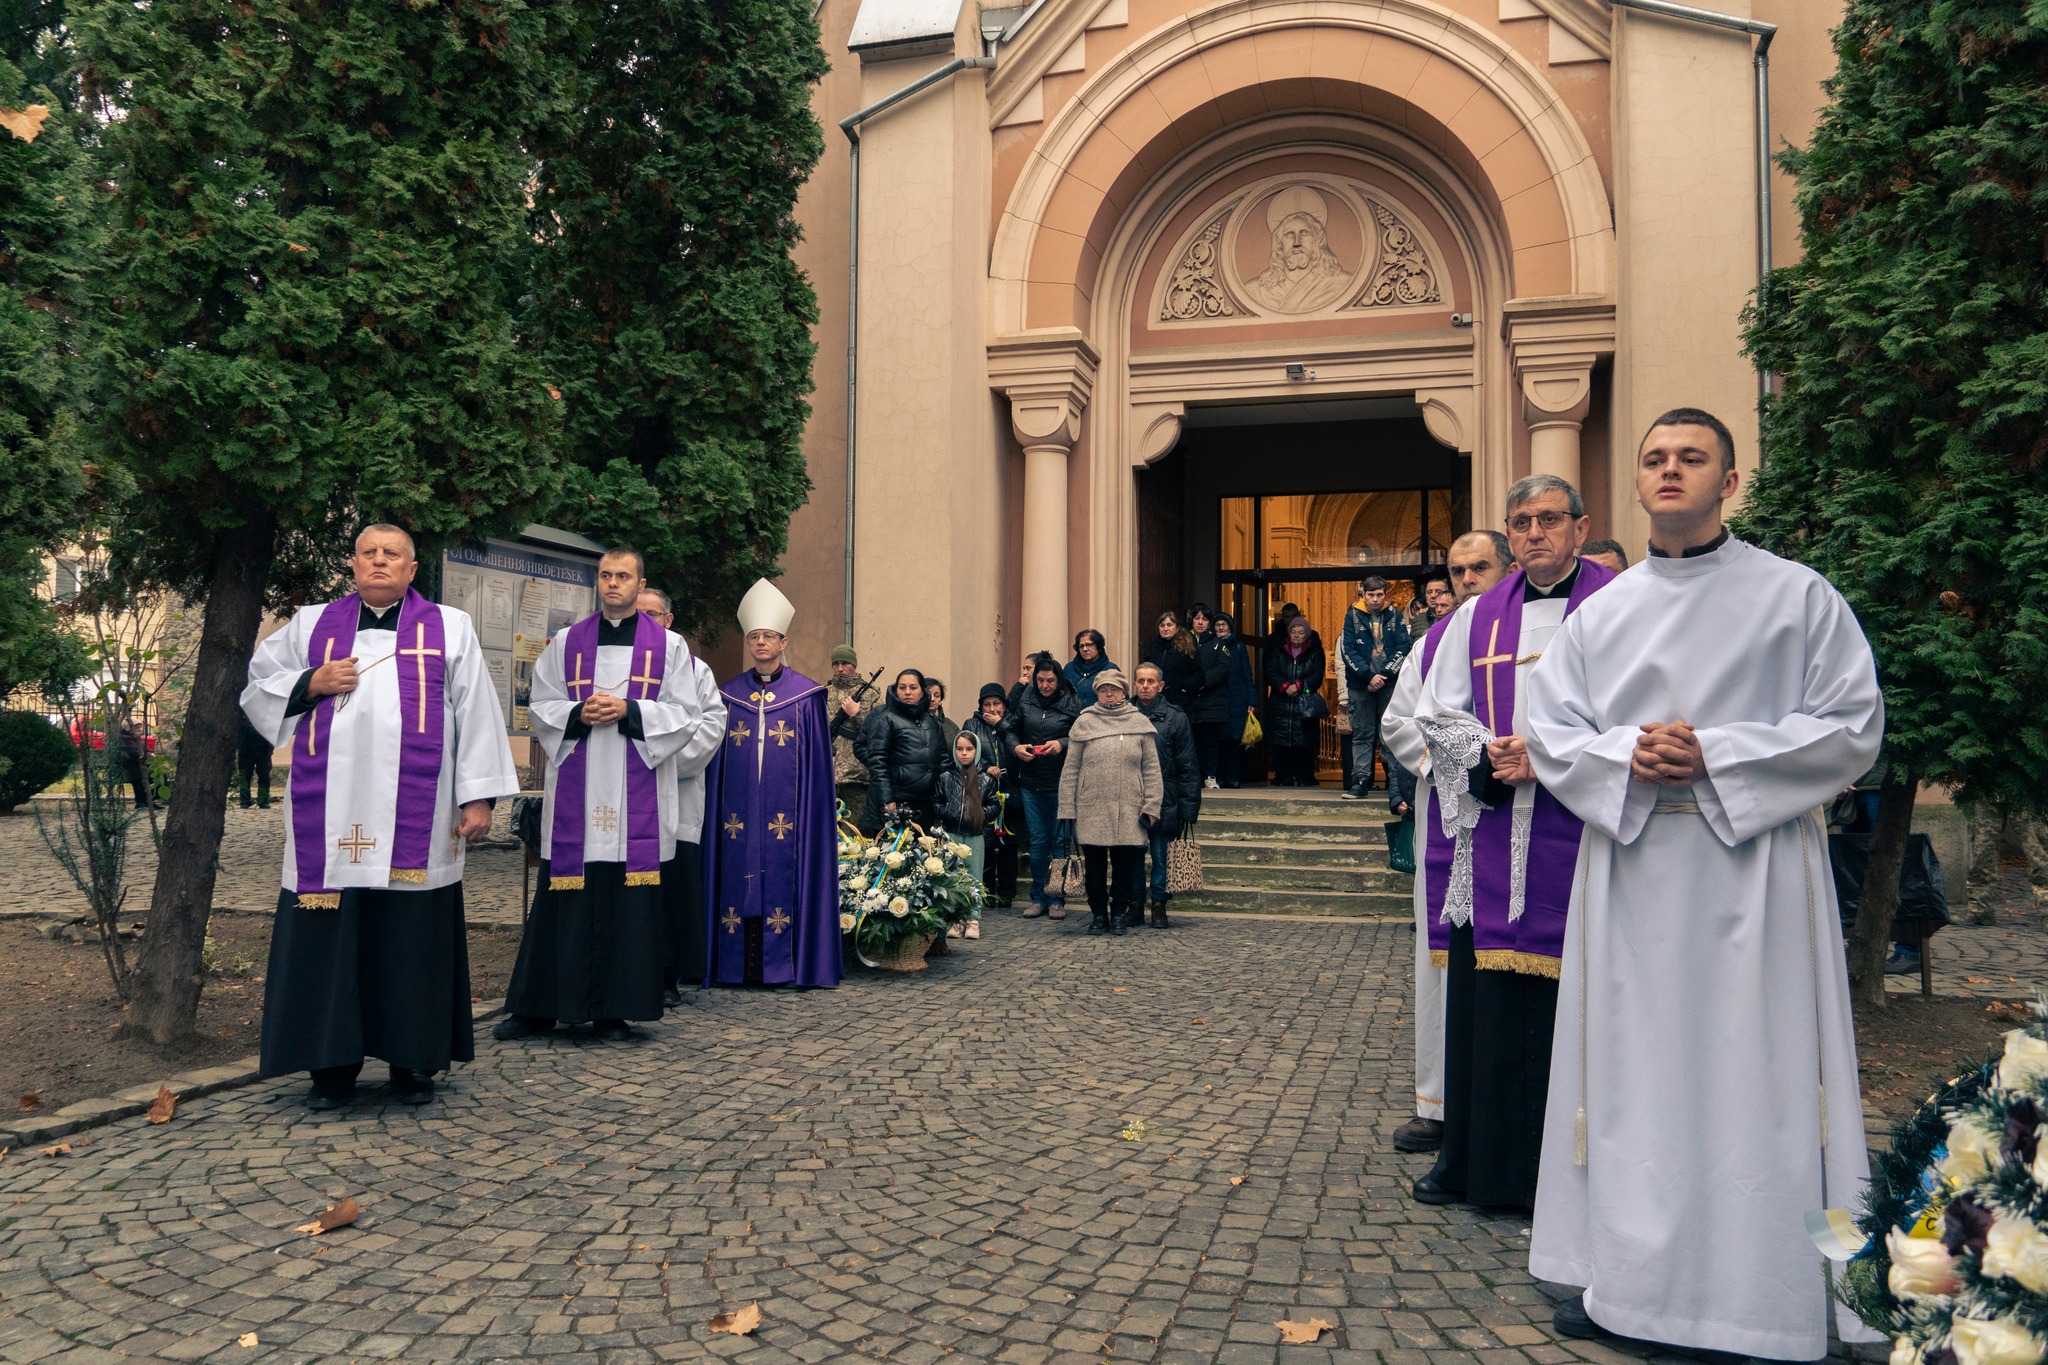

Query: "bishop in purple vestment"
left=699, top=580, right=843, bottom=989
left=1407, top=477, right=1615, bottom=1210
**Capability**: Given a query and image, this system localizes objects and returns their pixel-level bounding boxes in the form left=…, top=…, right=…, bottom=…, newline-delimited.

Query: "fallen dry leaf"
left=708, top=1302, right=761, bottom=1336
left=148, top=1085, right=178, bottom=1125
left=1275, top=1317, right=1335, bottom=1345
left=237, top=1332, right=259, bottom=1348
left=1229, top=1175, right=1248, bottom=1186
left=41, top=1143, right=72, bottom=1157
left=1190, top=1018, right=1206, bottom=1026
left=19, top=1093, right=40, bottom=1111
left=1112, top=987, right=1127, bottom=993
left=295, top=1197, right=360, bottom=1235
left=0, top=104, right=51, bottom=142
left=0, top=1146, right=9, bottom=1164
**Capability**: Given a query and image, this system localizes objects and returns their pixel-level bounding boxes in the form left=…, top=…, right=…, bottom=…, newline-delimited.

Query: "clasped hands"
left=580, top=691, right=629, bottom=727
left=1486, top=735, right=1537, bottom=787
left=1631, top=720, right=1704, bottom=787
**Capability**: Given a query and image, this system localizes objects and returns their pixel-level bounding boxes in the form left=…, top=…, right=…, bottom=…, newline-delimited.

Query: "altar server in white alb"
left=242, top=524, right=518, bottom=1110
left=633, top=587, right=726, bottom=1005
left=1524, top=408, right=1883, bottom=1359
left=495, top=547, right=710, bottom=1043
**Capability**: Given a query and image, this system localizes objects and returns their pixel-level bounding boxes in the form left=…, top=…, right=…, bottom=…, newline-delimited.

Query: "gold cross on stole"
left=1472, top=619, right=1517, bottom=735
left=721, top=907, right=741, bottom=934
left=306, top=639, right=335, bottom=757
left=767, top=720, right=795, bottom=747
left=767, top=907, right=791, bottom=935
left=627, top=648, right=662, bottom=700
left=563, top=651, right=596, bottom=702
left=723, top=814, right=744, bottom=840
left=768, top=812, right=794, bottom=840
left=729, top=721, right=752, bottom=748
left=592, top=804, right=619, bottom=832
left=337, top=823, right=378, bottom=863
left=398, top=623, right=442, bottom=734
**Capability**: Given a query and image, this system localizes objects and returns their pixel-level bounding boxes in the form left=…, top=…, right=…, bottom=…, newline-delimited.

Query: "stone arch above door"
left=989, top=0, right=1613, bottom=335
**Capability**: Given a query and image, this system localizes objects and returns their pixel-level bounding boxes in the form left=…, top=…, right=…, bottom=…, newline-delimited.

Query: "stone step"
left=1170, top=886, right=1412, bottom=918
left=1198, top=789, right=1390, bottom=820
left=1200, top=838, right=1401, bottom=870
left=1197, top=813, right=1384, bottom=845
left=1201, top=861, right=1409, bottom=893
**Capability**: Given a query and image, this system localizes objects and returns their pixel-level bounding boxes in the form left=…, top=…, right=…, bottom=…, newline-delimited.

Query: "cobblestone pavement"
left=0, top=911, right=1859, bottom=1365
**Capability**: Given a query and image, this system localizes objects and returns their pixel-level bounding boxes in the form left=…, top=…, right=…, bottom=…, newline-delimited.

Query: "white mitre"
left=736, top=578, right=795, bottom=637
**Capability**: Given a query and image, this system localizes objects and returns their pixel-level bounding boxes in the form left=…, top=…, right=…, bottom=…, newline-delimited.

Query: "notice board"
left=440, top=538, right=600, bottom=735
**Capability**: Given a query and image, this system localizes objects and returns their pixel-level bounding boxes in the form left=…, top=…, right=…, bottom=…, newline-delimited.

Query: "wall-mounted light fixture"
left=1285, top=363, right=1317, bottom=381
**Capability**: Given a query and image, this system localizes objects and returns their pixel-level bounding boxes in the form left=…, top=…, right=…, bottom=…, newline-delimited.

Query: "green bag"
left=1384, top=817, right=1416, bottom=875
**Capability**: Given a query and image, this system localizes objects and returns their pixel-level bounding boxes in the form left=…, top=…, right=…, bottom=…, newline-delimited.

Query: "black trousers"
left=983, top=826, right=1020, bottom=902
left=1192, top=721, right=1227, bottom=782
left=1428, top=922, right=1558, bottom=1209
left=1081, top=844, right=1142, bottom=915
left=1272, top=744, right=1317, bottom=786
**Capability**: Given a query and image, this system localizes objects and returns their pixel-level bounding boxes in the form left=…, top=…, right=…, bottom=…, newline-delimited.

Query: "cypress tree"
left=74, top=0, right=559, bottom=1042
left=522, top=0, right=825, bottom=635
left=1741, top=1, right=2048, bottom=1008
left=0, top=9, right=89, bottom=694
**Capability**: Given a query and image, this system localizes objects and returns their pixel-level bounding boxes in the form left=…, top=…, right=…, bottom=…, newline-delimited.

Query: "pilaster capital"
left=1504, top=298, right=1615, bottom=428
left=989, top=329, right=1100, bottom=451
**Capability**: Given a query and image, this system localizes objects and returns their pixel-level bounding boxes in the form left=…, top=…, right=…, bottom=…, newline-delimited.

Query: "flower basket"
left=838, top=819, right=985, bottom=971
left=870, top=932, right=936, bottom=973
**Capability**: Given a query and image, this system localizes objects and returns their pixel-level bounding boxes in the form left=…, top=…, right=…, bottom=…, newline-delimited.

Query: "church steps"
left=1201, top=839, right=1396, bottom=869
left=1172, top=787, right=1413, bottom=919
left=1174, top=887, right=1411, bottom=918
left=1195, top=814, right=1383, bottom=844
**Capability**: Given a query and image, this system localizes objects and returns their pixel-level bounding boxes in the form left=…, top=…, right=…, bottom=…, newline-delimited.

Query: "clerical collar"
left=1648, top=529, right=1731, bottom=559
left=356, top=598, right=401, bottom=631
left=1523, top=559, right=1581, bottom=602
left=752, top=665, right=785, bottom=686
left=597, top=611, right=639, bottom=644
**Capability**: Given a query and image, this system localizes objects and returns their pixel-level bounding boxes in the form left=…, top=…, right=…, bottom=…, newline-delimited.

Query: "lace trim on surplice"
left=1419, top=711, right=1490, bottom=928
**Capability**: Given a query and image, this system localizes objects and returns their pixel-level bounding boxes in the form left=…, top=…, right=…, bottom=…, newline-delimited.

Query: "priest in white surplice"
left=495, top=548, right=710, bottom=1043
left=1525, top=409, right=1883, bottom=1359
left=1381, top=530, right=1511, bottom=1156
left=634, top=587, right=726, bottom=1005
left=242, top=524, right=517, bottom=1110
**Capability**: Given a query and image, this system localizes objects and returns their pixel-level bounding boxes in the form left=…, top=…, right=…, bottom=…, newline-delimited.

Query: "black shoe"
left=1340, top=786, right=1364, bottom=800
left=596, top=1019, right=635, bottom=1042
left=1552, top=1294, right=1611, bottom=1341
left=238, top=793, right=254, bottom=809
left=305, top=1080, right=355, bottom=1111
left=1087, top=910, right=1108, bottom=936
left=389, top=1068, right=435, bottom=1105
left=1109, top=911, right=1129, bottom=937
left=1150, top=901, right=1169, bottom=929
left=1392, top=1117, right=1444, bottom=1153
left=1411, top=1172, right=1463, bottom=1205
left=491, top=1014, right=555, bottom=1041
left=662, top=985, right=683, bottom=1009
left=1884, top=948, right=1921, bottom=975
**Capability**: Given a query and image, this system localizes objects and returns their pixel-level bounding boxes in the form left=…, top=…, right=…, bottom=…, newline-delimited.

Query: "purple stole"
left=547, top=611, right=670, bottom=890
left=288, top=590, right=447, bottom=907
left=1426, top=560, right=1615, bottom=975
left=1416, top=613, right=1458, bottom=925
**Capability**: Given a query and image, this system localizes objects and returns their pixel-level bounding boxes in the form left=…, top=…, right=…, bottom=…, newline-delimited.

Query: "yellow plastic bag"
left=1239, top=708, right=1263, bottom=748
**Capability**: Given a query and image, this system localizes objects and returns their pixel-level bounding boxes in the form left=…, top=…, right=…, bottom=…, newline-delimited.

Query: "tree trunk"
left=124, top=514, right=277, bottom=1044
left=1844, top=770, right=1916, bottom=1013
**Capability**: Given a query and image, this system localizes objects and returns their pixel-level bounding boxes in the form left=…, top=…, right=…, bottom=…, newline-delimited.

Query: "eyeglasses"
left=1505, top=511, right=1574, bottom=534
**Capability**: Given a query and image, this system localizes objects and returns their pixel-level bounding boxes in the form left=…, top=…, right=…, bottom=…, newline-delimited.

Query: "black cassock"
left=1427, top=921, right=1557, bottom=1209
left=506, top=858, right=674, bottom=1024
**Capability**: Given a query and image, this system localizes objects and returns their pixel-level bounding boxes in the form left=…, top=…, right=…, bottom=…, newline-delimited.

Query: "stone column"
left=1505, top=303, right=1616, bottom=496
left=989, top=331, right=1099, bottom=661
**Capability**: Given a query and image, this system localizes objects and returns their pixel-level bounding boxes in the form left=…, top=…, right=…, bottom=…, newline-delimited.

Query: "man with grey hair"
left=1398, top=474, right=1617, bottom=1209
left=241, top=522, right=518, bottom=1108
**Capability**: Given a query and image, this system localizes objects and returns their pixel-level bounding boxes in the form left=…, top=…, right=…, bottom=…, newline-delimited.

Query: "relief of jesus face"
left=1276, top=216, right=1324, bottom=274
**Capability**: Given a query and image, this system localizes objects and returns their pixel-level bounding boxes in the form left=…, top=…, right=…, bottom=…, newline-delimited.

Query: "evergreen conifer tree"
left=74, top=0, right=559, bottom=1041
left=522, top=0, right=825, bottom=634
left=1741, top=1, right=2048, bottom=1008
left=0, top=10, right=89, bottom=694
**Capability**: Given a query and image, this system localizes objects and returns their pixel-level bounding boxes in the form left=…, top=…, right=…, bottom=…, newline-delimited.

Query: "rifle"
left=850, top=664, right=886, bottom=704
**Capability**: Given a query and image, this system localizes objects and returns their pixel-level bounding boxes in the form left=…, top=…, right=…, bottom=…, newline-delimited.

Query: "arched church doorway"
left=1136, top=397, right=1468, bottom=782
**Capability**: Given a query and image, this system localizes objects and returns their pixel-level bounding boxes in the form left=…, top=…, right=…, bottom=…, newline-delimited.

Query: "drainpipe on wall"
left=837, top=54, right=998, bottom=644
left=1608, top=0, right=1778, bottom=405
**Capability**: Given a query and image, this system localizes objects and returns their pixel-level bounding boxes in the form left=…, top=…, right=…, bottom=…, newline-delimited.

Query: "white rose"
left=951, top=842, right=970, bottom=859
left=1982, top=1213, right=2048, bottom=1295
left=1949, top=1316, right=2048, bottom=1365
left=864, top=845, right=882, bottom=861
left=918, top=835, right=938, bottom=850
left=838, top=912, right=856, bottom=931
left=924, top=856, right=945, bottom=875
left=1886, top=1228, right=1960, bottom=1301
left=1892, top=1337, right=1922, bottom=1365
left=849, top=876, right=868, bottom=892
left=1997, top=1030, right=2048, bottom=1091
left=1941, top=1116, right=2002, bottom=1187
left=888, top=896, right=910, bottom=918
left=896, top=877, right=912, bottom=890
left=884, top=851, right=906, bottom=869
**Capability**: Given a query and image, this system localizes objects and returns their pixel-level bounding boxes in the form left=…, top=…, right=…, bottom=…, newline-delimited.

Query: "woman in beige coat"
left=1056, top=669, right=1163, bottom=937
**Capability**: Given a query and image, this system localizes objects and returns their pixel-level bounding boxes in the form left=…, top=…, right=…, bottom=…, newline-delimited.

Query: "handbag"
left=1165, top=827, right=1203, bottom=893
left=1301, top=689, right=1330, bottom=723
left=1239, top=708, right=1264, bottom=747
left=1053, top=842, right=1088, bottom=901
left=1385, top=817, right=1416, bottom=875
left=1334, top=707, right=1352, bottom=735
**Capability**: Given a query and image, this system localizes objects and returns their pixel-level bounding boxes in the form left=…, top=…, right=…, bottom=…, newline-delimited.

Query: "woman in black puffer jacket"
left=855, top=669, right=950, bottom=829
left=1264, top=615, right=1327, bottom=787
left=1006, top=651, right=1083, bottom=919
left=1139, top=609, right=1204, bottom=715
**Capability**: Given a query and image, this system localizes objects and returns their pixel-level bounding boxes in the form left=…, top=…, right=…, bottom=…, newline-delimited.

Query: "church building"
left=776, top=0, right=1841, bottom=693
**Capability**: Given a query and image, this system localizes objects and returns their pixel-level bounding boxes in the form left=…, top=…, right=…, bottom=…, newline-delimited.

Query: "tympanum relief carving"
left=1154, top=177, right=1447, bottom=326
